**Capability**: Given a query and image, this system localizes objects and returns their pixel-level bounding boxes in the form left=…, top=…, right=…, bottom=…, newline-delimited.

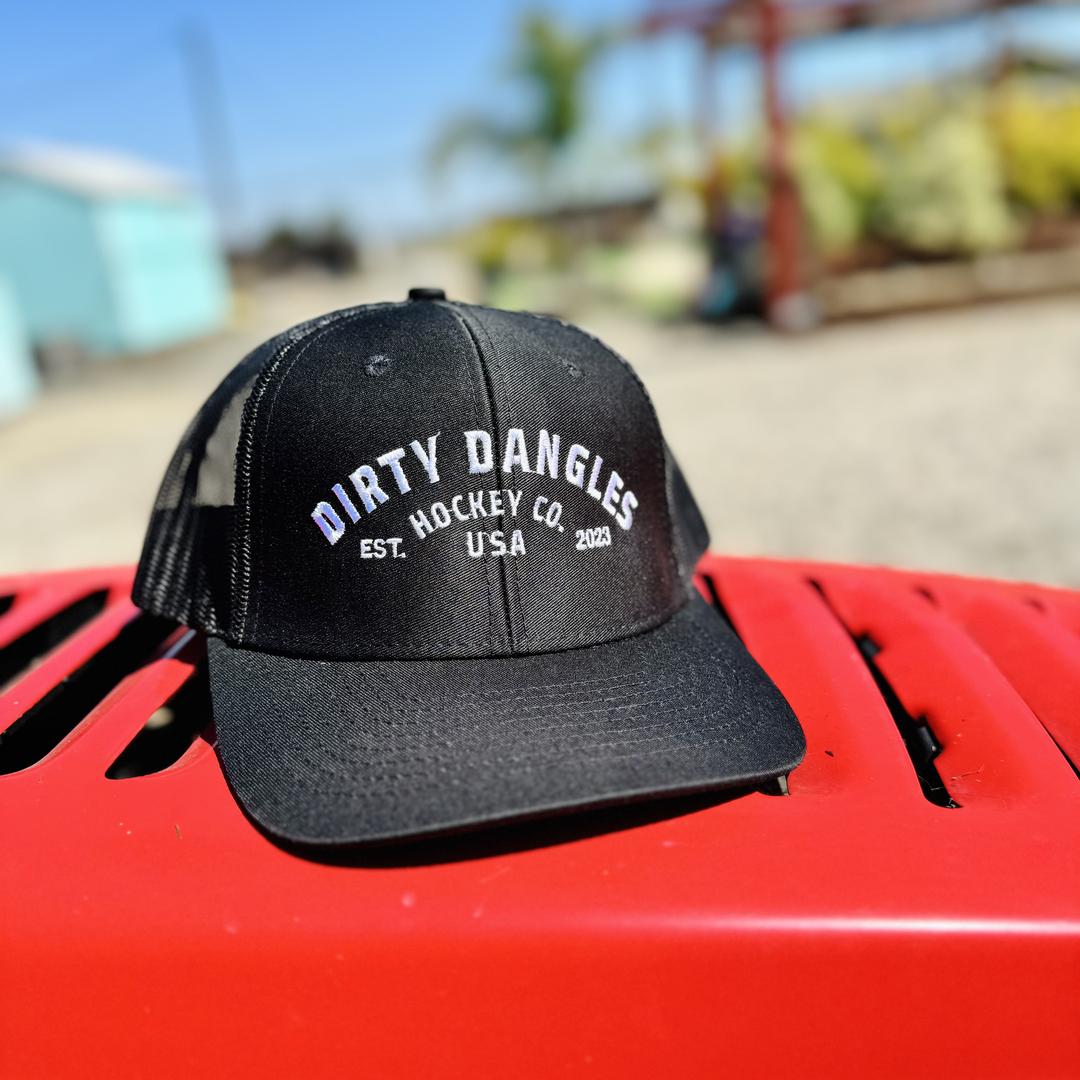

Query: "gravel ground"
left=2, top=263, right=1077, bottom=587
left=593, top=295, right=1080, bottom=588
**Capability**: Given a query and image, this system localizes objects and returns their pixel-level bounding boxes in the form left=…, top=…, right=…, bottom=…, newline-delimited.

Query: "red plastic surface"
left=1, top=556, right=1078, bottom=1078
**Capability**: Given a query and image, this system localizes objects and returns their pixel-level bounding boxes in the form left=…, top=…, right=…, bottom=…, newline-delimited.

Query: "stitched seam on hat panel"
left=449, top=307, right=529, bottom=647
left=465, top=303, right=684, bottom=603
left=232, top=318, right=342, bottom=638
left=486, top=312, right=528, bottom=645
left=230, top=310, right=359, bottom=637
left=447, top=304, right=499, bottom=653
left=246, top=311, right=377, bottom=640
left=230, top=303, right=398, bottom=640
left=439, top=303, right=517, bottom=653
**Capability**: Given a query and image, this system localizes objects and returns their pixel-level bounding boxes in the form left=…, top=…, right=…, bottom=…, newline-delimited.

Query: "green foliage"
left=431, top=11, right=613, bottom=181
left=722, top=75, right=1080, bottom=261
left=991, top=79, right=1080, bottom=212
left=457, top=216, right=566, bottom=281
left=875, top=98, right=1017, bottom=255
left=792, top=117, right=881, bottom=255
left=511, top=13, right=610, bottom=158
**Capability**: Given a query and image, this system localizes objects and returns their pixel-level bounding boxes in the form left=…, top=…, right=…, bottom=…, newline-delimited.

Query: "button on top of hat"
left=407, top=286, right=446, bottom=301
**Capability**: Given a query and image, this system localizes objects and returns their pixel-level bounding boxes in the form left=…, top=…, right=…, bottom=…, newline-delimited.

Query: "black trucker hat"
left=134, top=289, right=804, bottom=846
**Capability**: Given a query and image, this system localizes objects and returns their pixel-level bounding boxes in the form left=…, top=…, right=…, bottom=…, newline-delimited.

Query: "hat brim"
left=206, top=594, right=805, bottom=847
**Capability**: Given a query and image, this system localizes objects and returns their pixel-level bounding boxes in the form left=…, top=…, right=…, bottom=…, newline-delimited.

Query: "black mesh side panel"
left=132, top=308, right=369, bottom=632
left=133, top=349, right=268, bottom=632
left=665, top=442, right=710, bottom=580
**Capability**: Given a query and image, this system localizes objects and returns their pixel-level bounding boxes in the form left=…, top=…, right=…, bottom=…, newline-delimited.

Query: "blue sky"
left=5, top=1, right=1080, bottom=243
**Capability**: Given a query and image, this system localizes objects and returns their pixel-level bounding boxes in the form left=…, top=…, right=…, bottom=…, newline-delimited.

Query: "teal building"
left=0, top=144, right=228, bottom=359
left=0, top=278, right=36, bottom=417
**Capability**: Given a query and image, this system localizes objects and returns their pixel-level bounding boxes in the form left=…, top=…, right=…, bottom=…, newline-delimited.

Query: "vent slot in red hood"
left=0, top=589, right=109, bottom=691
left=0, top=612, right=174, bottom=775
left=809, top=579, right=959, bottom=808
left=106, top=658, right=210, bottom=779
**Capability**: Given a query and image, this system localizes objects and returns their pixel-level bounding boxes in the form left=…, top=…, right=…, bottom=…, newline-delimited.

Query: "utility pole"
left=758, top=0, right=813, bottom=330
left=178, top=21, right=241, bottom=245
left=698, top=33, right=722, bottom=220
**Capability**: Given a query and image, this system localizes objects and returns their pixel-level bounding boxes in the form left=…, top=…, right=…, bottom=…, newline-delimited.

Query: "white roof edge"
left=0, top=142, right=191, bottom=199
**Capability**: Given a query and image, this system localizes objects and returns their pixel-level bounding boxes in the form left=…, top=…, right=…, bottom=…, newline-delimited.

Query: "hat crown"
left=136, top=299, right=702, bottom=661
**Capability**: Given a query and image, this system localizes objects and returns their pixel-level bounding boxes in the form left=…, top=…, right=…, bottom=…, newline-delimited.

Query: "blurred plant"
left=431, top=11, right=614, bottom=186
left=791, top=116, right=881, bottom=256
left=460, top=216, right=565, bottom=283
left=991, top=78, right=1080, bottom=213
left=712, top=71, right=1080, bottom=265
left=875, top=97, right=1017, bottom=256
left=622, top=122, right=700, bottom=193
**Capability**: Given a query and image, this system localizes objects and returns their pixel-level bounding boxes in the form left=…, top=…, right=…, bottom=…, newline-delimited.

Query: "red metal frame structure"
left=641, top=0, right=1068, bottom=327
left=1, top=555, right=1078, bottom=1076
